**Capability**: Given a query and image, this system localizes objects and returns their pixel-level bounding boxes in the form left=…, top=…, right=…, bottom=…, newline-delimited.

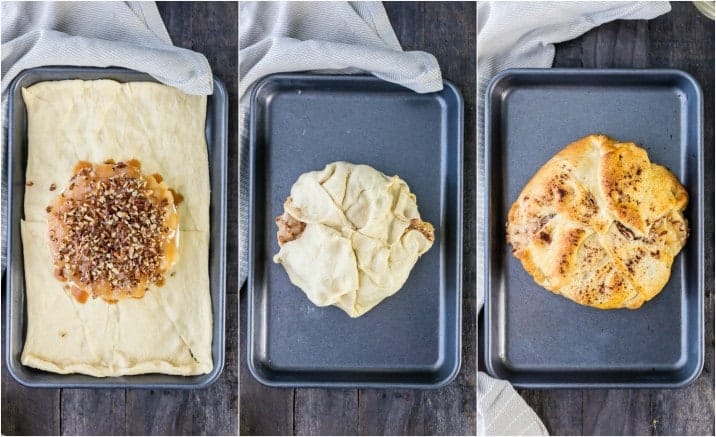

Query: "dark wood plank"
left=294, top=389, right=358, bottom=435
left=358, top=390, right=429, bottom=435
left=517, top=389, right=583, bottom=436
left=552, top=33, right=585, bottom=68
left=61, top=390, right=126, bottom=435
left=581, top=390, right=652, bottom=436
left=190, top=293, right=239, bottom=435
left=238, top=292, right=294, bottom=436
left=580, top=19, right=649, bottom=68
left=126, top=389, right=193, bottom=435
left=0, top=382, right=60, bottom=436
left=516, top=3, right=715, bottom=436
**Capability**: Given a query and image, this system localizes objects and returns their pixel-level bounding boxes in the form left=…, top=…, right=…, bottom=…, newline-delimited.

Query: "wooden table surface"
left=239, top=2, right=477, bottom=435
left=480, top=3, right=715, bottom=436
left=1, top=3, right=239, bottom=435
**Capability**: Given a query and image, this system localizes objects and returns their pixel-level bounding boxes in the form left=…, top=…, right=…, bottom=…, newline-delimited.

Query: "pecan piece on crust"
left=275, top=211, right=306, bottom=246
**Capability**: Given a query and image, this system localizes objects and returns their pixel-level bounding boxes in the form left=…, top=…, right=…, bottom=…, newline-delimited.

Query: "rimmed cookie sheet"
left=483, top=68, right=704, bottom=388
left=5, top=67, right=227, bottom=389
left=248, top=74, right=463, bottom=388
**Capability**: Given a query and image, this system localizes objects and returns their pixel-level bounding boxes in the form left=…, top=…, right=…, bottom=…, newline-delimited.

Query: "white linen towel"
left=477, top=2, right=671, bottom=435
left=1, top=1, right=214, bottom=271
left=239, top=1, right=443, bottom=285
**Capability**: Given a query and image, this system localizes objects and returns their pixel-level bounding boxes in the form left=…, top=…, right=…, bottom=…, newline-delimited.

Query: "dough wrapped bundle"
left=274, top=162, right=434, bottom=318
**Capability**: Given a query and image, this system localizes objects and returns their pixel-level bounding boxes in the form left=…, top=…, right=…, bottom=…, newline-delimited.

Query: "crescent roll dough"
left=273, top=162, right=434, bottom=318
left=20, top=80, right=212, bottom=376
left=507, top=134, right=689, bottom=309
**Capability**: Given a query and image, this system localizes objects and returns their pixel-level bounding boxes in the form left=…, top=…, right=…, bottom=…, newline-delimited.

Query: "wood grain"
left=126, top=390, right=193, bottom=435
left=294, top=389, right=359, bottom=435
left=519, top=390, right=583, bottom=435
left=61, top=389, right=127, bottom=435
left=0, top=384, right=59, bottom=436
left=358, top=390, right=429, bottom=435
left=512, top=3, right=715, bottom=436
left=189, top=293, right=239, bottom=435
left=238, top=2, right=477, bottom=435
left=581, top=390, right=653, bottom=435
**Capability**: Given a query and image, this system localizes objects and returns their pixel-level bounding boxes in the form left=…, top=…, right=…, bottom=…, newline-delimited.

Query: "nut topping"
left=47, top=161, right=179, bottom=303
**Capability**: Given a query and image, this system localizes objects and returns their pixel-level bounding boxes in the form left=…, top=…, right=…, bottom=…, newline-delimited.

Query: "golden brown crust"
left=506, top=134, right=689, bottom=309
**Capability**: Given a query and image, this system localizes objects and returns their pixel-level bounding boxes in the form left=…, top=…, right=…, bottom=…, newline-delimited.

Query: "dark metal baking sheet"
left=248, top=74, right=463, bottom=388
left=5, top=67, right=227, bottom=389
left=483, top=68, right=704, bottom=388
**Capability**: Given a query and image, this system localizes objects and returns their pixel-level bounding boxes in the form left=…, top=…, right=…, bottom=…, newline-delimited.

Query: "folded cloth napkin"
left=239, top=1, right=443, bottom=286
left=1, top=1, right=213, bottom=271
left=476, top=2, right=671, bottom=435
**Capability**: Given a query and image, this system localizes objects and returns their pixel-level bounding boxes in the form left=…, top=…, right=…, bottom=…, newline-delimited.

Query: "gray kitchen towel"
left=239, top=1, right=443, bottom=286
left=477, top=2, right=671, bottom=435
left=1, top=1, right=213, bottom=271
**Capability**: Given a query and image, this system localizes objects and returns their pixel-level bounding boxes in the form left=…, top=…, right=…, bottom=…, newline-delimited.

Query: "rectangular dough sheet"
left=20, top=80, right=213, bottom=376
left=22, top=80, right=210, bottom=231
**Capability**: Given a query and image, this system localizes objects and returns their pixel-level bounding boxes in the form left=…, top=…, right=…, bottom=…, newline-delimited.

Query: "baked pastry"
left=273, top=162, right=434, bottom=317
left=21, top=80, right=212, bottom=376
left=506, top=134, right=688, bottom=309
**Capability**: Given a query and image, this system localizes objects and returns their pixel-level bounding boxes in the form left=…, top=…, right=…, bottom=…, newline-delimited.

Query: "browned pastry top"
left=506, top=134, right=688, bottom=309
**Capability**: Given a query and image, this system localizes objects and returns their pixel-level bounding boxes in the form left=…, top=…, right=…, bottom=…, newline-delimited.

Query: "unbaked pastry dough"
left=506, top=134, right=689, bottom=309
left=21, top=223, right=212, bottom=376
left=273, top=162, right=434, bottom=318
left=21, top=80, right=212, bottom=376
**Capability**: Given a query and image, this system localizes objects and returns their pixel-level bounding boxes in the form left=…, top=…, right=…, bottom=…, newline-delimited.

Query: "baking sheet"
left=5, top=67, right=227, bottom=388
left=248, top=74, right=463, bottom=388
left=483, top=68, right=704, bottom=388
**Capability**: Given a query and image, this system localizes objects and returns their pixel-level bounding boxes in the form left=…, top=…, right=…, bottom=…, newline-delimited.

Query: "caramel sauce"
left=49, top=159, right=179, bottom=304
left=168, top=189, right=184, bottom=205
left=71, top=286, right=89, bottom=304
left=54, top=267, right=67, bottom=282
left=73, top=161, right=93, bottom=174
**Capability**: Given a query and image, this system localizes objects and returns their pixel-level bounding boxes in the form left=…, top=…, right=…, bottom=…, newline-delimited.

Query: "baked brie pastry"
left=273, top=162, right=434, bottom=318
left=506, top=134, right=688, bottom=309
